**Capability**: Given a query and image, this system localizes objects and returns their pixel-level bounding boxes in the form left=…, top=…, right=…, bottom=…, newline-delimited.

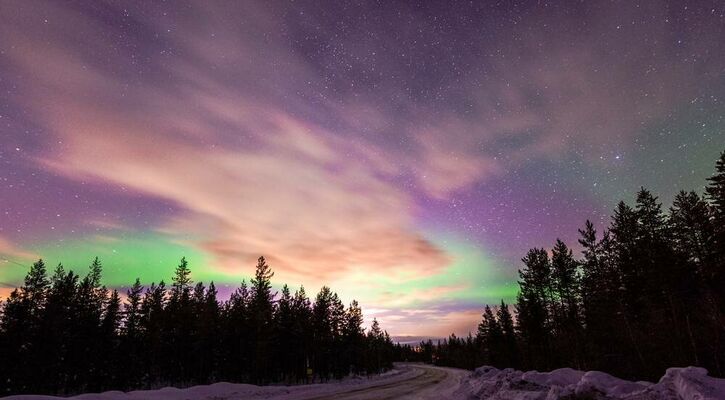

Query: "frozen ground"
left=4, top=363, right=725, bottom=399
left=1, top=364, right=467, bottom=400
left=460, top=365, right=725, bottom=399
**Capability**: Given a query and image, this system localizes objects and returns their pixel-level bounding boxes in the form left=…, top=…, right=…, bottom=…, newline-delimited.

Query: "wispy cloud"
left=1, top=1, right=453, bottom=287
left=2, top=0, right=723, bottom=335
left=0, top=235, right=38, bottom=261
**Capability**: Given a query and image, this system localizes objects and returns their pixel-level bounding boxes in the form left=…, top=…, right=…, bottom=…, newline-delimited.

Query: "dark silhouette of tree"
left=40, top=264, right=77, bottom=393
left=164, top=257, right=195, bottom=382
left=139, top=280, right=167, bottom=383
left=250, top=256, right=275, bottom=383
left=497, top=301, right=519, bottom=368
left=476, top=305, right=502, bottom=366
left=366, top=318, right=391, bottom=374
left=550, top=239, right=583, bottom=369
left=291, top=286, right=313, bottom=382
left=516, top=248, right=553, bottom=370
left=706, top=152, right=725, bottom=266
left=99, top=290, right=122, bottom=387
left=312, top=286, right=337, bottom=381
left=274, top=284, right=295, bottom=382
left=191, top=281, right=220, bottom=383
left=121, top=278, right=144, bottom=387
left=3, top=259, right=51, bottom=393
left=343, top=300, right=365, bottom=375
left=221, top=279, right=251, bottom=381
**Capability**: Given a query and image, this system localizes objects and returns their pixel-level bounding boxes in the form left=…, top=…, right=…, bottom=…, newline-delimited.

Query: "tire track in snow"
left=300, top=365, right=458, bottom=400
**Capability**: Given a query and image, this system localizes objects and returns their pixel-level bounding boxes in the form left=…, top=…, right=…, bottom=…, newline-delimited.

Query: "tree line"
left=396, top=150, right=725, bottom=381
left=0, top=256, right=395, bottom=395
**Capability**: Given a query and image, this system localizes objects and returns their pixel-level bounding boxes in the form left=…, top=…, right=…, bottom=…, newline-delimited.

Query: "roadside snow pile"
left=461, top=365, right=725, bottom=399
left=1, top=366, right=421, bottom=400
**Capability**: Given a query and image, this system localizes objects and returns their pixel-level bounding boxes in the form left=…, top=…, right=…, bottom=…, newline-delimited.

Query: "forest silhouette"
left=0, top=256, right=394, bottom=395
left=395, top=150, right=725, bottom=381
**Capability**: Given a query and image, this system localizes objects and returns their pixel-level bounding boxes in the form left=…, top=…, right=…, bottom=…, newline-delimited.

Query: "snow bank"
left=461, top=365, right=725, bottom=399
left=1, top=365, right=421, bottom=400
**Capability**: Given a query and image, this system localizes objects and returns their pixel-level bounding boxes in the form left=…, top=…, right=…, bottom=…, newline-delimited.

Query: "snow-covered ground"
left=460, top=365, right=725, bottom=399
left=1, top=364, right=465, bottom=400
left=4, top=363, right=725, bottom=399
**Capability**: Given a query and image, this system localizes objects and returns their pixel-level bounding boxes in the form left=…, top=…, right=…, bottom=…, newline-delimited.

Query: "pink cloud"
left=0, top=236, right=39, bottom=262
left=2, top=0, right=722, bottom=335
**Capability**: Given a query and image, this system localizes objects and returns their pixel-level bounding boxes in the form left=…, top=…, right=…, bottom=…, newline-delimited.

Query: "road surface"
left=0, top=364, right=472, bottom=400
left=300, top=364, right=470, bottom=400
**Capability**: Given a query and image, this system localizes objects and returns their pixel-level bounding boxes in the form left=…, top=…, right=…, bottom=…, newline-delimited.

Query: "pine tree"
left=313, top=286, right=336, bottom=381
left=705, top=151, right=725, bottom=235
left=140, top=281, right=166, bottom=382
left=250, top=256, right=275, bottom=383
left=39, top=264, right=79, bottom=393
left=367, top=318, right=385, bottom=374
left=23, top=259, right=50, bottom=310
left=292, top=286, right=312, bottom=382
left=124, top=278, right=144, bottom=338
left=670, top=190, right=715, bottom=270
left=73, top=258, right=108, bottom=390
left=550, top=239, right=583, bottom=368
left=122, top=278, right=144, bottom=388
left=515, top=248, right=553, bottom=370
left=343, top=300, right=365, bottom=375
left=497, top=301, right=519, bottom=368
left=221, top=279, right=251, bottom=381
left=191, top=281, right=219, bottom=384
left=705, top=151, right=725, bottom=307
left=166, top=258, right=195, bottom=382
left=0, top=289, right=27, bottom=394
left=274, top=284, right=295, bottom=381
left=4, top=259, right=51, bottom=393
left=171, top=257, right=192, bottom=301
left=477, top=305, right=503, bottom=366
left=578, top=222, right=623, bottom=372
left=102, top=290, right=121, bottom=338
left=329, top=292, right=346, bottom=378
left=99, top=290, right=122, bottom=387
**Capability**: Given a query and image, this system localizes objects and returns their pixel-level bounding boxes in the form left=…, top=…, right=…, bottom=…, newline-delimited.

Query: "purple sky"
left=1, top=0, right=724, bottom=336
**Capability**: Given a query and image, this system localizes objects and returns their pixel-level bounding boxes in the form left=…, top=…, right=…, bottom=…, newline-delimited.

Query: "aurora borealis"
left=1, top=1, right=724, bottom=337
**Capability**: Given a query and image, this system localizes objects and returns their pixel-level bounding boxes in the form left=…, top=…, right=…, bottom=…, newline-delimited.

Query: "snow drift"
left=4, top=364, right=725, bottom=399
left=459, top=365, right=725, bottom=399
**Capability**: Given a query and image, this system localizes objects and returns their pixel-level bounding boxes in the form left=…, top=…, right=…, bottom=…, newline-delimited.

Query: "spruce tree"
left=515, top=248, right=553, bottom=370
left=313, top=286, right=335, bottom=380
left=343, top=300, right=365, bottom=375
left=705, top=151, right=725, bottom=308
left=122, top=278, right=144, bottom=387
left=274, top=284, right=295, bottom=381
left=250, top=256, right=275, bottom=383
left=550, top=239, right=583, bottom=368
left=171, top=257, right=192, bottom=301
left=124, top=278, right=144, bottom=338
left=99, top=290, right=122, bottom=388
left=477, top=305, right=502, bottom=366
left=497, top=301, right=519, bottom=368
left=292, top=286, right=312, bottom=382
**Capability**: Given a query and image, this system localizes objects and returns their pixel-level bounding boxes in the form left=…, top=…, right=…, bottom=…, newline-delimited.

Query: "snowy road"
left=299, top=364, right=470, bottom=400
left=2, top=364, right=472, bottom=400
left=7, top=364, right=725, bottom=400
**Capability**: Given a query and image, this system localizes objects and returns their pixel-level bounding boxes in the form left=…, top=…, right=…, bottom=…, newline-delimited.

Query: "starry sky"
left=1, top=1, right=724, bottom=337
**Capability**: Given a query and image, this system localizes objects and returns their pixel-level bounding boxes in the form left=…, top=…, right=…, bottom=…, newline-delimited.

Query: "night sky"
left=1, top=1, right=724, bottom=337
